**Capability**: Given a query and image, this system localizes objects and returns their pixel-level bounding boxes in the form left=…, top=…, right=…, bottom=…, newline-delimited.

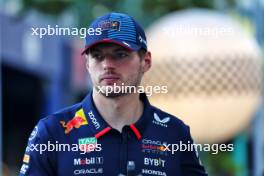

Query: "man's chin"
left=94, top=85, right=123, bottom=98
left=100, top=92, right=127, bottom=98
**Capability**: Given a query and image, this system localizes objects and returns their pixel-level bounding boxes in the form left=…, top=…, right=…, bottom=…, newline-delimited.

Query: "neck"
left=92, top=89, right=144, bottom=132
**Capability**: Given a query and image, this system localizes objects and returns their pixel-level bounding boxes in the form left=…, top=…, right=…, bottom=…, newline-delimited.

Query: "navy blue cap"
left=82, top=12, right=147, bottom=55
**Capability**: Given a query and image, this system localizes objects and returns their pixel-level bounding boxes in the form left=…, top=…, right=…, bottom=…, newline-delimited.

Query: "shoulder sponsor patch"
left=153, top=112, right=170, bottom=128
left=20, top=164, right=29, bottom=174
left=29, top=126, right=38, bottom=141
left=23, top=154, right=30, bottom=163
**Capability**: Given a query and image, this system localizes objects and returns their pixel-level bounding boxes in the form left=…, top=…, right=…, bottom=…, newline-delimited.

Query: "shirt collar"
left=81, top=92, right=152, bottom=140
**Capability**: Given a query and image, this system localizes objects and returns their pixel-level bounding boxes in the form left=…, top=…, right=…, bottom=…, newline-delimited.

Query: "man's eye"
left=91, top=54, right=103, bottom=60
left=115, top=52, right=129, bottom=59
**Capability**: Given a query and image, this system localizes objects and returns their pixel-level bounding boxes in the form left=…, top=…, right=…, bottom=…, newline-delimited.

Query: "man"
left=20, top=12, right=207, bottom=176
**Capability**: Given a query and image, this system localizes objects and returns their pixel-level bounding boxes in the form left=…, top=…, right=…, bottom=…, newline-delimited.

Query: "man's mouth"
left=100, top=75, right=120, bottom=84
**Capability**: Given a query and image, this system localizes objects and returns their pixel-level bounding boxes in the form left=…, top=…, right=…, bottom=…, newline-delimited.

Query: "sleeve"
left=19, top=120, right=55, bottom=176
left=181, top=126, right=208, bottom=176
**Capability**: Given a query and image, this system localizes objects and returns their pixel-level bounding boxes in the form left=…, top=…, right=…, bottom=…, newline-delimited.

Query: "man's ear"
left=143, top=51, right=152, bottom=73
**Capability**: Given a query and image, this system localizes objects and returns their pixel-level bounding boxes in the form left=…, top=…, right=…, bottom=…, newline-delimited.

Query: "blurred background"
left=0, top=0, right=264, bottom=176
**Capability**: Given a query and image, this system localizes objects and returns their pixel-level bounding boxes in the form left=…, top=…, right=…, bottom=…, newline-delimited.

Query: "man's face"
left=86, top=43, right=151, bottom=97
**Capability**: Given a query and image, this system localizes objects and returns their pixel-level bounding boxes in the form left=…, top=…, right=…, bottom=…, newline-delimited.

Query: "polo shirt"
left=19, top=93, right=207, bottom=176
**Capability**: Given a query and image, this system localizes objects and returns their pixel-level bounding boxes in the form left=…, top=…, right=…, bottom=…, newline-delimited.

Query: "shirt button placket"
left=119, top=126, right=129, bottom=174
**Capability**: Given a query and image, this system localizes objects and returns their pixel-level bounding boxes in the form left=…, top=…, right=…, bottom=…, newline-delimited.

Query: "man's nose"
left=102, top=56, right=116, bottom=69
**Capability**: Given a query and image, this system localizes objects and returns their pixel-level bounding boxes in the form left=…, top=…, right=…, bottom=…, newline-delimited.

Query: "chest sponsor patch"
left=142, top=169, right=167, bottom=176
left=74, top=168, right=103, bottom=175
left=60, top=108, right=88, bottom=134
left=144, top=157, right=165, bottom=167
left=142, top=138, right=168, bottom=156
left=74, top=157, right=103, bottom=165
left=78, top=137, right=102, bottom=153
left=88, top=110, right=100, bottom=130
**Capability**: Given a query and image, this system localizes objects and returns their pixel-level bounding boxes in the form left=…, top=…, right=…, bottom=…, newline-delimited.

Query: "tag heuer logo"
left=78, top=137, right=99, bottom=153
left=153, top=112, right=170, bottom=127
left=79, top=137, right=97, bottom=144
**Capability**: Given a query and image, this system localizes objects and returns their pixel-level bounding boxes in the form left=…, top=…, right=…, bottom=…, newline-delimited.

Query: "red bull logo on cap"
left=60, top=108, right=88, bottom=134
left=98, top=20, right=120, bottom=31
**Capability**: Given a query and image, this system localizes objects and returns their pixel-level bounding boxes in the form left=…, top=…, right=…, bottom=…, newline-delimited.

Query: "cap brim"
left=81, top=39, right=140, bottom=55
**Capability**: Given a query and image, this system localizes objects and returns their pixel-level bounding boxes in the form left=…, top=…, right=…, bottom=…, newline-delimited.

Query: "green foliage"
left=20, top=0, right=236, bottom=27
left=202, top=151, right=239, bottom=176
left=22, top=0, right=72, bottom=15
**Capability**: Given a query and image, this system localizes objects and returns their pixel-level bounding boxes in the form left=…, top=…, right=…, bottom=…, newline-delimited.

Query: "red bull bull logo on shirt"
left=60, top=108, right=88, bottom=134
